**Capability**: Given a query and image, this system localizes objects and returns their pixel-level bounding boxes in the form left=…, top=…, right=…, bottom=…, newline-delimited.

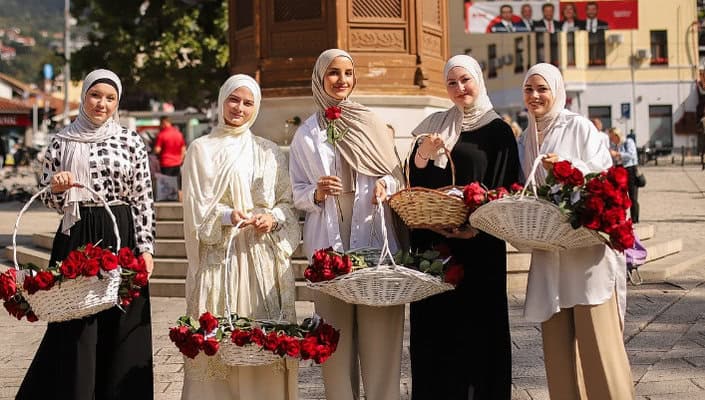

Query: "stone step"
left=33, top=233, right=189, bottom=259
left=639, top=252, right=705, bottom=283
left=155, top=202, right=183, bottom=220
left=156, top=221, right=185, bottom=238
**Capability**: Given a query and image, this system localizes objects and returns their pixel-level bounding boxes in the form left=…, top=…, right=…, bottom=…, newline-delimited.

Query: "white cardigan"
left=519, top=110, right=627, bottom=323
left=289, top=115, right=401, bottom=261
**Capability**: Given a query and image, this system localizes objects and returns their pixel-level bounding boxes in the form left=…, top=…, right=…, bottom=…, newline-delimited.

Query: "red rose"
left=0, top=270, right=17, bottom=301
left=487, top=187, right=509, bottom=201
left=321, top=268, right=336, bottom=281
left=312, top=249, right=330, bottom=268
left=250, top=328, right=265, bottom=346
left=84, top=243, right=104, bottom=259
left=60, top=251, right=85, bottom=279
left=609, top=221, right=635, bottom=251
left=585, top=178, right=606, bottom=196
left=128, top=289, right=141, bottom=299
left=583, top=195, right=605, bottom=215
left=283, top=336, right=301, bottom=357
left=340, top=255, right=352, bottom=274
left=325, top=106, right=342, bottom=120
left=101, top=251, right=119, bottom=271
left=169, top=326, right=191, bottom=344
left=569, top=168, right=585, bottom=186
left=133, top=271, right=149, bottom=288
left=580, top=210, right=602, bottom=230
left=3, top=297, right=27, bottom=320
left=331, top=255, right=350, bottom=275
left=509, top=182, right=524, bottom=193
left=118, top=247, right=138, bottom=270
left=198, top=312, right=219, bottom=333
left=313, top=344, right=333, bottom=364
left=179, top=337, right=201, bottom=359
left=83, top=258, right=101, bottom=277
left=607, top=166, right=629, bottom=190
left=300, top=337, right=318, bottom=361
left=601, top=207, right=626, bottom=233
left=231, top=329, right=252, bottom=346
left=23, top=275, right=39, bottom=295
left=600, top=181, right=622, bottom=207
left=202, top=338, right=220, bottom=356
left=34, top=271, right=55, bottom=291
left=120, top=297, right=132, bottom=307
left=26, top=311, right=38, bottom=322
left=462, top=182, right=487, bottom=209
left=135, top=256, right=147, bottom=273
left=304, top=267, right=319, bottom=283
left=551, top=161, right=573, bottom=183
left=444, top=264, right=464, bottom=286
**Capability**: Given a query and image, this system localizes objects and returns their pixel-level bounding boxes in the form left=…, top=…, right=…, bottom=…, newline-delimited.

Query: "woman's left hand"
left=141, top=252, right=154, bottom=279
left=429, top=224, right=478, bottom=239
left=250, top=213, right=275, bottom=234
left=372, top=179, right=387, bottom=205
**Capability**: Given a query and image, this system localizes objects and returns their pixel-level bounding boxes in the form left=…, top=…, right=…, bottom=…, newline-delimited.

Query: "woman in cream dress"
left=181, top=74, right=301, bottom=399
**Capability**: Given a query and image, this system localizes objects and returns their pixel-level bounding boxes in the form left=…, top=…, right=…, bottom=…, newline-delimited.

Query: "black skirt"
left=16, top=205, right=153, bottom=400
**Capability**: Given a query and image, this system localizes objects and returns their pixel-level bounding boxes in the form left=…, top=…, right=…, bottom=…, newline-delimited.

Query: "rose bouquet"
left=169, top=312, right=340, bottom=365
left=0, top=243, right=148, bottom=322
left=303, top=247, right=368, bottom=283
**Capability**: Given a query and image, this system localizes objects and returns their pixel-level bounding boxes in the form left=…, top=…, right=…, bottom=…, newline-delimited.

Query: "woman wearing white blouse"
left=518, top=63, right=634, bottom=400
left=289, top=48, right=405, bottom=400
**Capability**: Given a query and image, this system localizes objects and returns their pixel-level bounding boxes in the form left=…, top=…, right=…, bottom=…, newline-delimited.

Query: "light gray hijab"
left=55, top=69, right=123, bottom=234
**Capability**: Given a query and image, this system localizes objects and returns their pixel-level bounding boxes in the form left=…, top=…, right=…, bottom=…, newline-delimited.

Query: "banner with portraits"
left=464, top=1, right=639, bottom=34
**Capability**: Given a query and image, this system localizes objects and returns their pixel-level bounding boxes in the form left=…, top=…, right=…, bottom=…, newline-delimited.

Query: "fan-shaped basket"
left=218, top=340, right=284, bottom=367
left=389, top=134, right=470, bottom=229
left=469, top=156, right=607, bottom=251
left=12, top=184, right=122, bottom=322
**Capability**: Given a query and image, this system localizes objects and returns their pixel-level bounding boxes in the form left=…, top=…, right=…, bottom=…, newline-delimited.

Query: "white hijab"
left=412, top=55, right=498, bottom=168
left=521, top=63, right=567, bottom=184
left=182, top=74, right=261, bottom=296
left=55, top=69, right=123, bottom=234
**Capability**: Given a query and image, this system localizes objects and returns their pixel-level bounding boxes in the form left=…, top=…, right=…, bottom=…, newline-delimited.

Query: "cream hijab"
left=411, top=55, right=499, bottom=168
left=521, top=63, right=567, bottom=184
left=55, top=69, right=123, bottom=234
left=312, top=49, right=403, bottom=182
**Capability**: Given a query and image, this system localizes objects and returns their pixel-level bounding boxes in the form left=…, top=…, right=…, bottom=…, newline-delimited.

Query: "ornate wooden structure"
left=228, top=0, right=449, bottom=97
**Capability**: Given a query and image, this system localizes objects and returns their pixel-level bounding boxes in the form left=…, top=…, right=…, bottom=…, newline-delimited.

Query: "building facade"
left=450, top=0, right=699, bottom=151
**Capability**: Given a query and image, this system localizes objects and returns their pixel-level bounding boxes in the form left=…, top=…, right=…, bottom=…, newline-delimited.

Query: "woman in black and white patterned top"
left=17, top=69, right=155, bottom=400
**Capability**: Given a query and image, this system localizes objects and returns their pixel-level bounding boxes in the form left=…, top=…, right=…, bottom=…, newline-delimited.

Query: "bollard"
left=681, top=146, right=685, bottom=167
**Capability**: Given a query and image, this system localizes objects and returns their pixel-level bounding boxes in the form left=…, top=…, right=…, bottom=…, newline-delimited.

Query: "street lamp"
left=63, top=0, right=71, bottom=126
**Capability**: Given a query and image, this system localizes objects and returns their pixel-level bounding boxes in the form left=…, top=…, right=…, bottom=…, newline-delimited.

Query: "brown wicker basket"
left=388, top=134, right=469, bottom=229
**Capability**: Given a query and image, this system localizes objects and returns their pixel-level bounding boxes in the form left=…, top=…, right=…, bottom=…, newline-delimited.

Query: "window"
left=588, top=31, right=606, bottom=66
left=535, top=33, right=546, bottom=63
left=566, top=31, right=576, bottom=66
left=549, top=33, right=559, bottom=66
left=648, top=105, right=673, bottom=148
left=588, top=106, right=611, bottom=130
left=488, top=44, right=497, bottom=79
left=514, top=37, right=525, bottom=74
left=650, top=30, right=668, bottom=65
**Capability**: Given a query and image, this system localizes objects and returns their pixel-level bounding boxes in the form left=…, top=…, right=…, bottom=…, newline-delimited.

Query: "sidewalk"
left=0, top=164, right=704, bottom=399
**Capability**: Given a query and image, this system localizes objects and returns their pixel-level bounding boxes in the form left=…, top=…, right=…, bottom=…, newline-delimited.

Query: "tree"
left=70, top=0, right=229, bottom=110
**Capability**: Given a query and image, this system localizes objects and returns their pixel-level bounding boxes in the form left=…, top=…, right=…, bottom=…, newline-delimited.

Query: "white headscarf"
left=212, top=74, right=261, bottom=137
left=55, top=69, right=123, bottom=234
left=412, top=54, right=498, bottom=168
left=521, top=63, right=567, bottom=184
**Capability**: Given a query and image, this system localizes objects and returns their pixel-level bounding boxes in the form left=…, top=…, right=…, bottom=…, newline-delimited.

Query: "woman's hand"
left=50, top=171, right=75, bottom=193
left=315, top=176, right=343, bottom=203
left=372, top=179, right=387, bottom=205
left=250, top=213, right=276, bottom=234
left=541, top=153, right=560, bottom=171
left=230, top=210, right=251, bottom=226
left=141, top=252, right=154, bottom=279
left=428, top=224, right=478, bottom=239
left=414, top=134, right=445, bottom=168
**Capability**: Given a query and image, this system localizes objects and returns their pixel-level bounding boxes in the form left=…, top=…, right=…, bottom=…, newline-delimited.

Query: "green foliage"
left=393, top=250, right=446, bottom=276
left=70, top=0, right=230, bottom=109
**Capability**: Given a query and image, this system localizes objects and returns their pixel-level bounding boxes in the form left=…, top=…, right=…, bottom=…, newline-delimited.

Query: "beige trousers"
left=314, top=292, right=404, bottom=400
left=541, top=293, right=635, bottom=400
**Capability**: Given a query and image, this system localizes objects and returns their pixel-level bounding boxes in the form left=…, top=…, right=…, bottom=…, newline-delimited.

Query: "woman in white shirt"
left=518, top=63, right=634, bottom=400
left=289, top=48, right=405, bottom=400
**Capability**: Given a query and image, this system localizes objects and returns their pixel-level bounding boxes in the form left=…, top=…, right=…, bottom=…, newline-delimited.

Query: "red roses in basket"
left=462, top=182, right=524, bottom=211
left=304, top=247, right=354, bottom=283
left=169, top=312, right=341, bottom=364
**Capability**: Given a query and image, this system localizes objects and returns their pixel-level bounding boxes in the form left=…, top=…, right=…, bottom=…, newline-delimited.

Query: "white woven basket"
left=469, top=156, right=606, bottom=251
left=12, top=184, right=122, bottom=322
left=306, top=203, right=454, bottom=306
left=218, top=340, right=283, bottom=367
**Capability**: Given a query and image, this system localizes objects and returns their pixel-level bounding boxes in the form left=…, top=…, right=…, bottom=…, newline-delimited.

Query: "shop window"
left=588, top=106, right=611, bottom=130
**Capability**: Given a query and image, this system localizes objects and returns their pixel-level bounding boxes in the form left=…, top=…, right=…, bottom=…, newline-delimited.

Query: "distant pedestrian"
left=154, top=116, right=186, bottom=201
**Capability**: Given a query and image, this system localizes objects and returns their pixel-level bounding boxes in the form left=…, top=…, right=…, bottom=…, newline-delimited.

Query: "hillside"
left=0, top=0, right=64, bottom=32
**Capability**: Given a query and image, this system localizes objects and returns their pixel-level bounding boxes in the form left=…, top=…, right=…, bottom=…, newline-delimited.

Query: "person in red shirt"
left=154, top=116, right=186, bottom=201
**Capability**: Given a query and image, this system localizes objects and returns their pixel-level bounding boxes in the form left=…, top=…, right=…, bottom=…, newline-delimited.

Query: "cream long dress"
left=181, top=132, right=301, bottom=399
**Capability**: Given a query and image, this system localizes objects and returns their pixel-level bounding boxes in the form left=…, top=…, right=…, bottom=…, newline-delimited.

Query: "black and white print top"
left=40, top=127, right=155, bottom=254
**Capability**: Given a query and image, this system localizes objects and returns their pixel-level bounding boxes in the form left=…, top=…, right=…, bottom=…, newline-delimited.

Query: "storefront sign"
left=0, top=115, right=30, bottom=126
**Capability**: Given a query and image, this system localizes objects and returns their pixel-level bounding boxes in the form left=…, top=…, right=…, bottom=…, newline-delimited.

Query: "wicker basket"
left=469, top=156, right=607, bottom=251
left=388, top=134, right=469, bottom=229
left=306, top=204, right=454, bottom=306
left=219, top=340, right=283, bottom=367
left=12, top=184, right=122, bottom=322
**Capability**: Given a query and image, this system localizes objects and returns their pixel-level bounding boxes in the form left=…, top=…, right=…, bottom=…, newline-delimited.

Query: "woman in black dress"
left=17, top=69, right=155, bottom=400
left=408, top=55, right=520, bottom=400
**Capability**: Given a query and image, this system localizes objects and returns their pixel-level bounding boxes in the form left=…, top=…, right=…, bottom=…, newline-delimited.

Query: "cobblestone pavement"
left=0, top=164, right=704, bottom=399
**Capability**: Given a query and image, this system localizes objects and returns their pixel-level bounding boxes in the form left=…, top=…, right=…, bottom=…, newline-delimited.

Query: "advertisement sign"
left=0, top=115, right=31, bottom=127
left=465, top=0, right=638, bottom=34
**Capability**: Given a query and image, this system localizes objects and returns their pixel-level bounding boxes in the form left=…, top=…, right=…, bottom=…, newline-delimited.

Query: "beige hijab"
left=411, top=55, right=499, bottom=168
left=520, top=63, right=567, bottom=184
left=54, top=69, right=124, bottom=234
left=312, top=49, right=404, bottom=183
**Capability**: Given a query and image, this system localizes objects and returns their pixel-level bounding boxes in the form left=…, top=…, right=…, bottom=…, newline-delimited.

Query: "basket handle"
left=403, top=134, right=456, bottom=188
left=519, top=155, right=546, bottom=199
left=12, top=183, right=121, bottom=271
left=373, top=200, right=398, bottom=268
left=223, top=219, right=246, bottom=331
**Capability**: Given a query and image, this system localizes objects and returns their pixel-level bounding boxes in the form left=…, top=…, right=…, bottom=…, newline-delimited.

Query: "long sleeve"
left=268, top=146, right=302, bottom=258
left=129, top=132, right=156, bottom=254
left=619, top=138, right=638, bottom=167
left=38, top=138, right=67, bottom=212
left=289, top=130, right=322, bottom=214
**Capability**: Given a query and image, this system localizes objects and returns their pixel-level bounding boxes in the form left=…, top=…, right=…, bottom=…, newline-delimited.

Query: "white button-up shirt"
left=289, top=115, right=400, bottom=261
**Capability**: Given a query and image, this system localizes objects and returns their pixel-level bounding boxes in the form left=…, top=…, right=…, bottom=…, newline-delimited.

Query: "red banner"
left=0, top=115, right=30, bottom=126
left=559, top=1, right=638, bottom=30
